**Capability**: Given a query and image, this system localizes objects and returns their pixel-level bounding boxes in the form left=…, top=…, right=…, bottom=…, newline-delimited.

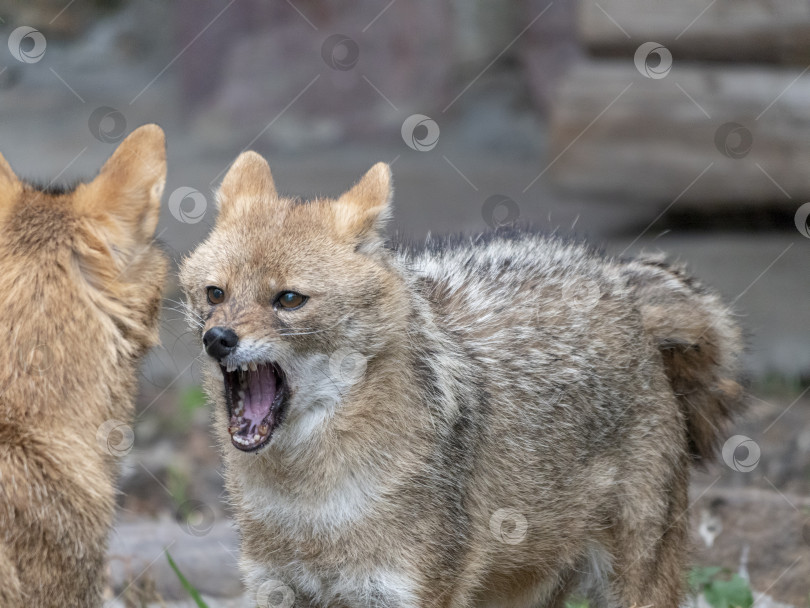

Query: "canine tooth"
left=228, top=425, right=239, bottom=435
left=249, top=361, right=258, bottom=372
left=259, top=424, right=269, bottom=435
left=226, top=363, right=235, bottom=373
left=241, top=363, right=248, bottom=372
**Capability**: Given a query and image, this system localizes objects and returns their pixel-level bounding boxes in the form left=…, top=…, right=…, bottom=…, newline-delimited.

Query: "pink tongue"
left=244, top=364, right=276, bottom=429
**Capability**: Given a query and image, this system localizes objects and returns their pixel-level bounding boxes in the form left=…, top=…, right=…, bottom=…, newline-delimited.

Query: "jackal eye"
left=206, top=286, right=225, bottom=305
left=275, top=291, right=307, bottom=310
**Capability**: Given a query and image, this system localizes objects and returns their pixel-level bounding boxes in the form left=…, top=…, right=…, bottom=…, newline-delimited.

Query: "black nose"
left=203, top=326, right=238, bottom=361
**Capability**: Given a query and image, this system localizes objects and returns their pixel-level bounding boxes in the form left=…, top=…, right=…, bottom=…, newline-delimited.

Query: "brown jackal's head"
left=0, top=125, right=168, bottom=425
left=180, top=152, right=405, bottom=454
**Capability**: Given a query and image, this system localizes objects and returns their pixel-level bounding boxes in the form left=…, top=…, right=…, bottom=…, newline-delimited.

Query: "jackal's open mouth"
left=221, top=362, right=287, bottom=452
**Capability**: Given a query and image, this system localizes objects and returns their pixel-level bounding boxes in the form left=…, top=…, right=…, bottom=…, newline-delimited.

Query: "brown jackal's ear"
left=79, top=124, right=166, bottom=244
left=217, top=151, right=278, bottom=215
left=0, top=152, right=21, bottom=206
left=0, top=152, right=21, bottom=217
left=334, top=162, right=392, bottom=250
left=0, top=151, right=17, bottom=187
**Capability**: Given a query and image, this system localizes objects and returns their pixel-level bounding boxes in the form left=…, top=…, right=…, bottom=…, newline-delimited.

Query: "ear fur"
left=0, top=151, right=17, bottom=188
left=334, top=162, right=392, bottom=250
left=217, top=151, right=279, bottom=216
left=0, top=152, right=21, bottom=212
left=78, top=124, right=166, bottom=244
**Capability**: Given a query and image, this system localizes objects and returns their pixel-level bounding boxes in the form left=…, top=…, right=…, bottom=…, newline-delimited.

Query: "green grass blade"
left=166, top=551, right=210, bottom=608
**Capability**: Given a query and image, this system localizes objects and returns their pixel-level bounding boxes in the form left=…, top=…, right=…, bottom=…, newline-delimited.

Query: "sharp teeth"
left=259, top=424, right=269, bottom=435
left=231, top=427, right=269, bottom=447
left=241, top=363, right=248, bottom=372
left=226, top=363, right=235, bottom=373
left=234, top=399, right=244, bottom=417
left=249, top=361, right=258, bottom=372
left=238, top=390, right=245, bottom=399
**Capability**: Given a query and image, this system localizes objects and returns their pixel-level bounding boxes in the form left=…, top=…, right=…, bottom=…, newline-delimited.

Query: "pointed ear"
left=80, top=124, right=166, bottom=243
left=0, top=151, right=18, bottom=188
left=334, top=163, right=392, bottom=249
left=217, top=151, right=278, bottom=215
left=0, top=152, right=21, bottom=206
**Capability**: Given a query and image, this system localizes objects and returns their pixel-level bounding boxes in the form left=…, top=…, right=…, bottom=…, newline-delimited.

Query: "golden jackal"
left=0, top=125, right=168, bottom=607
left=181, top=152, right=743, bottom=607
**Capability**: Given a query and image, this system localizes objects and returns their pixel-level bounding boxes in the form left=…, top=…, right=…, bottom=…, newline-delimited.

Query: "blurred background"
left=0, top=1, right=808, bottom=606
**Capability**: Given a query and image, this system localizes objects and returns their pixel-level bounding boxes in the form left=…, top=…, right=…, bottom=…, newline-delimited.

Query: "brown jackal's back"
left=0, top=126, right=167, bottom=607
